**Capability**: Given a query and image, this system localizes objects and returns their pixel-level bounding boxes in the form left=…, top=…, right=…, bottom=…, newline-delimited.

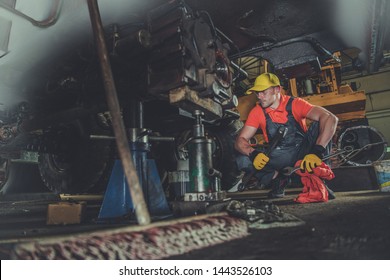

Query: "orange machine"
left=288, top=52, right=366, bottom=123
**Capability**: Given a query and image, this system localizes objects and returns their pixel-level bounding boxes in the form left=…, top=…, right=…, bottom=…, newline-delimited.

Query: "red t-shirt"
left=245, top=95, right=313, bottom=142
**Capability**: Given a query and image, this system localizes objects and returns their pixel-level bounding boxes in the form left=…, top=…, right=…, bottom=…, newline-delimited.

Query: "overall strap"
left=263, top=96, right=304, bottom=147
left=285, top=96, right=294, bottom=116
left=286, top=97, right=305, bottom=136
left=263, top=96, right=294, bottom=123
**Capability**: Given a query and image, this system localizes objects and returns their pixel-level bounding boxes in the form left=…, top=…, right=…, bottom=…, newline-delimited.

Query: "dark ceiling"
left=186, top=0, right=331, bottom=49
left=183, top=0, right=389, bottom=72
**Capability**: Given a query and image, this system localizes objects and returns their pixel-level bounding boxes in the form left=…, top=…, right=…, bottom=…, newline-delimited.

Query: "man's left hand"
left=300, top=145, right=326, bottom=173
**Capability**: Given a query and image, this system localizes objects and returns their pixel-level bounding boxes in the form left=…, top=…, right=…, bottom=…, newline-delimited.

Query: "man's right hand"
left=250, top=151, right=270, bottom=170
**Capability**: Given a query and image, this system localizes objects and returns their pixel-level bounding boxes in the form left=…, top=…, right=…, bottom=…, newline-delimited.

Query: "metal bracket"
left=0, top=0, right=62, bottom=27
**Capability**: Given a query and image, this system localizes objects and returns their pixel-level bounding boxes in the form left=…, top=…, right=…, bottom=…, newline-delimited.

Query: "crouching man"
left=234, top=73, right=338, bottom=198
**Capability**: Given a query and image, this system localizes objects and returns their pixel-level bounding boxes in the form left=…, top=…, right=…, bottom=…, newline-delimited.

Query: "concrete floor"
left=1, top=186, right=390, bottom=259
left=169, top=187, right=390, bottom=260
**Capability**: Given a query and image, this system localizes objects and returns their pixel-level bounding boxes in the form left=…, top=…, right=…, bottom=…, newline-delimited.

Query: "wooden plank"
left=336, top=111, right=367, bottom=122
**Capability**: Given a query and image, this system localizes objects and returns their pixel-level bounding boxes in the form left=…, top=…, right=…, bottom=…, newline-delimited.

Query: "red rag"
left=293, top=160, right=335, bottom=203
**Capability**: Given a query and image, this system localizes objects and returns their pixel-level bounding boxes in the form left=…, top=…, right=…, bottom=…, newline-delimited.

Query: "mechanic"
left=234, top=72, right=338, bottom=198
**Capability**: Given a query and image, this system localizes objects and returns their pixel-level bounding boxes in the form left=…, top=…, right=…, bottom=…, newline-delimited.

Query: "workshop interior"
left=0, top=0, right=390, bottom=260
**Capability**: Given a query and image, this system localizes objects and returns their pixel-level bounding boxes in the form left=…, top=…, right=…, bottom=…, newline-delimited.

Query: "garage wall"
left=343, top=69, right=390, bottom=146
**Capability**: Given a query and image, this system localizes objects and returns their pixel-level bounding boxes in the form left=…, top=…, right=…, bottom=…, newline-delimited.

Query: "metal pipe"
left=138, top=101, right=144, bottom=128
left=86, top=0, right=150, bottom=225
left=90, top=134, right=175, bottom=142
left=90, top=135, right=116, bottom=140
left=149, top=136, right=175, bottom=142
left=129, top=100, right=137, bottom=128
left=0, top=0, right=62, bottom=27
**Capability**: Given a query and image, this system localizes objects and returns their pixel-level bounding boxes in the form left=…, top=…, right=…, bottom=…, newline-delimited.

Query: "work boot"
left=241, top=172, right=256, bottom=187
left=245, top=176, right=259, bottom=190
left=267, top=176, right=289, bottom=198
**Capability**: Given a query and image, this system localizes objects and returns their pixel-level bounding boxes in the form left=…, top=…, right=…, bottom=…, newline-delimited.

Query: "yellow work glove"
left=300, top=154, right=322, bottom=173
left=250, top=151, right=270, bottom=171
left=300, top=145, right=326, bottom=173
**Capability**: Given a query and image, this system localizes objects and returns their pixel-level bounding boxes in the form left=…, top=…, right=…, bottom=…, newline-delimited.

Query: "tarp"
left=294, top=160, right=335, bottom=203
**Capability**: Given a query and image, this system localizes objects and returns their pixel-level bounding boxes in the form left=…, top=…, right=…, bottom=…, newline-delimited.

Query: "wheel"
left=208, top=126, right=242, bottom=190
left=38, top=118, right=112, bottom=194
left=0, top=160, right=47, bottom=195
left=337, top=125, right=387, bottom=166
left=0, top=158, right=9, bottom=193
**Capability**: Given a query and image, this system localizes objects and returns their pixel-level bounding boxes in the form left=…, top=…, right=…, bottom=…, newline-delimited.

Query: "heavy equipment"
left=0, top=0, right=242, bottom=199
left=0, top=0, right=388, bottom=210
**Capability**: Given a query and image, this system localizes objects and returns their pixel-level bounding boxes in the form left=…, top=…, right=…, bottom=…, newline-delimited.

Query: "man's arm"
left=234, top=125, right=258, bottom=156
left=306, top=106, right=338, bottom=147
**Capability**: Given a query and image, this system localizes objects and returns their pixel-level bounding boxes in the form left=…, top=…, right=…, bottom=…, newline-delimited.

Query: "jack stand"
left=186, top=110, right=226, bottom=200
left=98, top=128, right=171, bottom=222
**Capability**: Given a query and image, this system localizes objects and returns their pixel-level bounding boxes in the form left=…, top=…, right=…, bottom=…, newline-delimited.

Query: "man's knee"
left=235, top=154, right=253, bottom=171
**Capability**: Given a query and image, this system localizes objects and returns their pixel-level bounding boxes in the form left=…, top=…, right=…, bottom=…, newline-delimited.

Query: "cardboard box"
left=47, top=201, right=86, bottom=225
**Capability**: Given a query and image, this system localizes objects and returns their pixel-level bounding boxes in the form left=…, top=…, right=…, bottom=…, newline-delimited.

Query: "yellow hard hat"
left=246, top=73, right=280, bottom=94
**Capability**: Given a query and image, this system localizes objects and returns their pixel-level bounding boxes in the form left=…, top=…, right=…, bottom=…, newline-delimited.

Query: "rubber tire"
left=38, top=119, right=111, bottom=194
left=0, top=158, right=9, bottom=193
left=337, top=125, right=387, bottom=166
left=0, top=161, right=47, bottom=195
left=207, top=127, right=242, bottom=190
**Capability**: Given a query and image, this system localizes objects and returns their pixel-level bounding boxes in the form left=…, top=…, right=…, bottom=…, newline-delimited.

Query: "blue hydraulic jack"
left=97, top=128, right=171, bottom=222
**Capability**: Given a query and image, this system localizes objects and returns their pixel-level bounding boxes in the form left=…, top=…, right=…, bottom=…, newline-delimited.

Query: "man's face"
left=255, top=86, right=279, bottom=108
